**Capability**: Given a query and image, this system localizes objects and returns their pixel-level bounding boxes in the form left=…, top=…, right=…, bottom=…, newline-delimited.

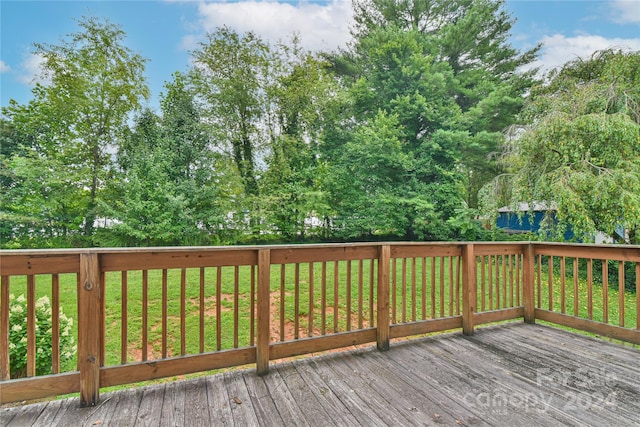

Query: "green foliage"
left=1, top=16, right=148, bottom=245
left=495, top=49, right=640, bottom=243
left=8, top=294, right=76, bottom=378
left=2, top=4, right=548, bottom=247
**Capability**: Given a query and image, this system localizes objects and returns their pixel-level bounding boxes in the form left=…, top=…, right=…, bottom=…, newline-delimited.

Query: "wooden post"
left=256, top=249, right=271, bottom=376
left=78, top=253, right=101, bottom=407
left=462, top=244, right=476, bottom=336
left=377, top=245, right=390, bottom=351
left=522, top=243, right=535, bottom=324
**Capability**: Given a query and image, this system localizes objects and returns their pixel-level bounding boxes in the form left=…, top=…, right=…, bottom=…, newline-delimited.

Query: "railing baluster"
left=480, top=256, right=486, bottom=312
left=309, top=262, right=315, bottom=337
left=358, top=259, right=364, bottom=329
left=421, top=257, right=427, bottom=320
left=456, top=256, right=461, bottom=315
left=430, top=257, right=436, bottom=319
left=548, top=256, right=553, bottom=312
left=142, top=270, right=148, bottom=361
left=346, top=260, right=352, bottom=331
left=636, top=262, right=639, bottom=330
left=251, top=265, right=256, bottom=346
left=487, top=255, right=493, bottom=310
left=449, top=256, right=454, bottom=316
left=392, top=258, right=397, bottom=324
left=619, top=261, right=625, bottom=327
left=402, top=258, right=407, bottom=323
left=537, top=255, right=542, bottom=309
left=52, top=274, right=60, bottom=374
left=1, top=276, right=10, bottom=379
left=333, top=261, right=339, bottom=333
left=321, top=262, right=327, bottom=335
left=180, top=269, right=186, bottom=356
left=573, top=258, right=579, bottom=316
left=496, top=255, right=501, bottom=309
left=369, top=259, right=375, bottom=327
left=27, top=275, right=35, bottom=377
left=636, top=262, right=640, bottom=329
left=509, top=255, right=514, bottom=308
left=516, top=254, right=521, bottom=307
left=560, top=257, right=566, bottom=314
left=587, top=259, right=593, bottom=320
left=603, top=262, right=609, bottom=324
left=122, top=271, right=129, bottom=363
left=280, top=264, right=286, bottom=342
left=294, top=264, right=299, bottom=340
left=502, top=255, right=507, bottom=309
left=200, top=267, right=205, bottom=353
left=439, top=257, right=445, bottom=318
left=234, top=265, right=240, bottom=347
left=216, top=267, right=222, bottom=351
left=411, top=257, right=417, bottom=322
left=161, top=269, right=167, bottom=359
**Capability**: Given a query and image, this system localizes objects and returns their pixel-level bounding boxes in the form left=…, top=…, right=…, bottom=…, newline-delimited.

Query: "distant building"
left=496, top=202, right=624, bottom=243
left=496, top=202, right=575, bottom=241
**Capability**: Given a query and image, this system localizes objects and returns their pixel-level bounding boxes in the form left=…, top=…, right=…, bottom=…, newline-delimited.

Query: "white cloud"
left=0, top=60, right=10, bottom=73
left=526, top=34, right=640, bottom=74
left=17, top=53, right=49, bottom=86
left=609, top=1, right=640, bottom=24
left=188, top=0, right=353, bottom=52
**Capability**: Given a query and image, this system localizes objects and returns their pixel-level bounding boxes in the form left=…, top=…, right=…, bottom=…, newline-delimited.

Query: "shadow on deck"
left=2, top=323, right=640, bottom=426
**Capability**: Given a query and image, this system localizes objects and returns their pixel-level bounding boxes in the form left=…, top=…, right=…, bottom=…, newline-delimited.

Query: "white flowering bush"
left=8, top=294, right=76, bottom=378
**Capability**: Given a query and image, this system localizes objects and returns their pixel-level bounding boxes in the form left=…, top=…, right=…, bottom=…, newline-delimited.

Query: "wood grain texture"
left=3, top=323, right=639, bottom=426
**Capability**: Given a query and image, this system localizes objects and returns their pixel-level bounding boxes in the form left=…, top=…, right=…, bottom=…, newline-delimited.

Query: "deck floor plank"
left=133, top=384, right=166, bottom=427
left=275, top=361, right=340, bottom=426
left=159, top=380, right=185, bottom=427
left=2, top=323, right=639, bottom=426
left=3, top=401, right=47, bottom=426
left=290, top=359, right=362, bottom=426
left=184, top=377, right=210, bottom=427
left=304, top=357, right=389, bottom=427
left=223, top=371, right=261, bottom=427
left=462, top=325, right=640, bottom=425
left=80, top=390, right=126, bottom=427
left=319, top=350, right=418, bottom=426
left=260, top=364, right=311, bottom=426
left=239, top=371, right=286, bottom=427
left=205, top=371, right=234, bottom=426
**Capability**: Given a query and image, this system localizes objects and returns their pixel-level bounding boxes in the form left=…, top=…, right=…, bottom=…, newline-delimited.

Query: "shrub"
left=7, top=294, right=76, bottom=378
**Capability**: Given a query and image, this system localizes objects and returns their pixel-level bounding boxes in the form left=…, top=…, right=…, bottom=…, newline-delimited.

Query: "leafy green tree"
left=260, top=47, right=335, bottom=240
left=3, top=17, right=149, bottom=243
left=328, top=111, right=410, bottom=238
left=190, top=27, right=270, bottom=199
left=331, top=0, right=539, bottom=219
left=495, top=49, right=640, bottom=243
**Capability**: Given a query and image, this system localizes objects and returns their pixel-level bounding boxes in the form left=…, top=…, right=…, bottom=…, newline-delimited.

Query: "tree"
left=190, top=27, right=270, bottom=199
left=3, top=17, right=149, bottom=241
left=494, top=49, right=640, bottom=243
left=260, top=46, right=335, bottom=240
left=331, top=0, right=540, bottom=214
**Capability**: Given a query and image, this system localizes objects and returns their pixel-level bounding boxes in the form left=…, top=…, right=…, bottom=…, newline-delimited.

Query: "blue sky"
left=1, top=0, right=639, bottom=110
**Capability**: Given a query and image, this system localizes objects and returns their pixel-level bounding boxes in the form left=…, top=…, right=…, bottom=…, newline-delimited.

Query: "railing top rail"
left=1, top=241, right=638, bottom=258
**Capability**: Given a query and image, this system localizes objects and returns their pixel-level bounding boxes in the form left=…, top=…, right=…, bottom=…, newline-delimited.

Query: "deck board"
left=2, top=323, right=639, bottom=426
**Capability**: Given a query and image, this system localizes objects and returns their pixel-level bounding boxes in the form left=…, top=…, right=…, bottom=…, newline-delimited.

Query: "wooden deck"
left=2, top=322, right=639, bottom=426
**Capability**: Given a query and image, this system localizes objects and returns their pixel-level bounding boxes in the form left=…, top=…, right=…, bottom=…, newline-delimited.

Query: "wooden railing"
left=0, top=242, right=638, bottom=406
